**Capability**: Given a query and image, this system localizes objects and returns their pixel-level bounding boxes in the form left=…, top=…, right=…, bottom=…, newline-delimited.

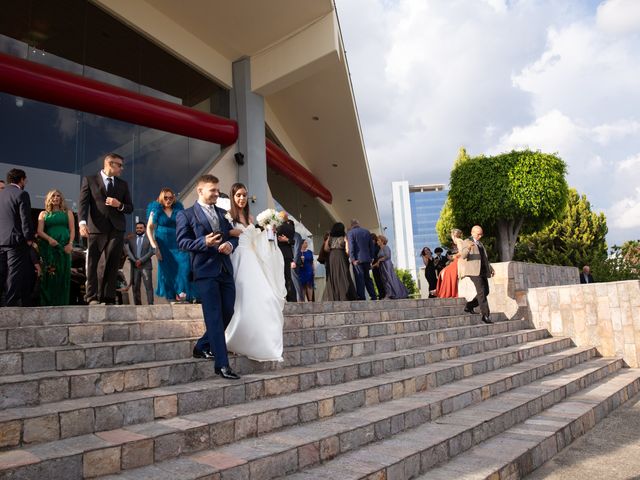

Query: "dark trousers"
left=86, top=230, right=124, bottom=303
left=372, top=265, right=386, bottom=299
left=283, top=261, right=296, bottom=302
left=194, top=273, right=235, bottom=369
left=130, top=264, right=154, bottom=305
left=466, top=276, right=490, bottom=316
left=1, top=244, right=33, bottom=307
left=353, top=261, right=377, bottom=300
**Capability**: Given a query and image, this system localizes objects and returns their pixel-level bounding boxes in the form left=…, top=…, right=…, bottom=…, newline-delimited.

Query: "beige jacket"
left=458, top=238, right=493, bottom=279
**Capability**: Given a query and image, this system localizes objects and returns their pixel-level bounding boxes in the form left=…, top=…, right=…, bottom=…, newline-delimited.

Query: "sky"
left=335, top=0, right=640, bottom=247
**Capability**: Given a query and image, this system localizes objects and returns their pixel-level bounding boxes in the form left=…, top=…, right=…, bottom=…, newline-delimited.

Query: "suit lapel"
left=193, top=203, right=213, bottom=234
left=96, top=174, right=107, bottom=198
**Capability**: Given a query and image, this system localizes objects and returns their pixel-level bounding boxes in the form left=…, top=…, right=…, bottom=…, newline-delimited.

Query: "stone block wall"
left=488, top=262, right=579, bottom=319
left=527, top=280, right=640, bottom=367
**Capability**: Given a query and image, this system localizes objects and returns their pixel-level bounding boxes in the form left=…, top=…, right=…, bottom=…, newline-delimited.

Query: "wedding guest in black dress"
left=421, top=246, right=438, bottom=298
left=322, top=222, right=356, bottom=301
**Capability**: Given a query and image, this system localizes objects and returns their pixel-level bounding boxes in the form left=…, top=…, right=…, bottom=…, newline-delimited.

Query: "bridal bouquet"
left=256, top=209, right=284, bottom=241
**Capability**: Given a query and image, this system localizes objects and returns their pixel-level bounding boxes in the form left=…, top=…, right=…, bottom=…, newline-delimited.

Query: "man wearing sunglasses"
left=79, top=153, right=133, bottom=305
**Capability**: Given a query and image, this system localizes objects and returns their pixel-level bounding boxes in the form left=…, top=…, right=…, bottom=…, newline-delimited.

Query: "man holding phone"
left=176, top=174, right=240, bottom=380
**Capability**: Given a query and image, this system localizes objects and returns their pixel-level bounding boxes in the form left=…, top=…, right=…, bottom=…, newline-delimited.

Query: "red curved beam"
left=0, top=52, right=238, bottom=145
left=0, top=52, right=332, bottom=203
left=266, top=139, right=332, bottom=204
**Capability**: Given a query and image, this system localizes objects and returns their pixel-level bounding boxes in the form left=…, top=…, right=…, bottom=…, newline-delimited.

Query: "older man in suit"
left=579, top=265, right=595, bottom=284
left=347, top=219, right=377, bottom=301
left=458, top=225, right=494, bottom=324
left=0, top=169, right=35, bottom=307
left=79, top=153, right=133, bottom=305
left=176, top=174, right=240, bottom=380
left=124, top=222, right=155, bottom=305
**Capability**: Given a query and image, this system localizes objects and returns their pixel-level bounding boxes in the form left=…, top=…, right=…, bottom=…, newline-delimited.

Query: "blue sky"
left=336, top=0, right=640, bottom=247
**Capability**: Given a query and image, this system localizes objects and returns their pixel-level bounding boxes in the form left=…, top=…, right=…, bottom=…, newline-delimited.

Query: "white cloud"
left=336, top=0, right=640, bottom=247
left=597, top=0, right=640, bottom=34
left=608, top=188, right=640, bottom=230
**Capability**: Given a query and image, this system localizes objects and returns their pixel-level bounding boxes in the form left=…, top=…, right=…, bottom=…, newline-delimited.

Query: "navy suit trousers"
left=352, top=261, right=377, bottom=301
left=194, top=273, right=235, bottom=369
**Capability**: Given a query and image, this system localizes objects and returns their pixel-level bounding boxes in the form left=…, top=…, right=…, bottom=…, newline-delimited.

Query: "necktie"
left=107, top=177, right=115, bottom=196
left=136, top=236, right=142, bottom=257
left=206, top=205, right=219, bottom=231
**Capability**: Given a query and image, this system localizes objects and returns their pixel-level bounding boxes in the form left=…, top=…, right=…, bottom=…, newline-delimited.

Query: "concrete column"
left=232, top=58, right=268, bottom=214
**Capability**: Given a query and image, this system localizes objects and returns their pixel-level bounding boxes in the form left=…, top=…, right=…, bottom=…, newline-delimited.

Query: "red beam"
left=0, top=52, right=238, bottom=145
left=266, top=139, right=332, bottom=204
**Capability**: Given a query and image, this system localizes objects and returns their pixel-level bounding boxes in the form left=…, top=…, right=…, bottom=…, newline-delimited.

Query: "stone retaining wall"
left=527, top=280, right=640, bottom=367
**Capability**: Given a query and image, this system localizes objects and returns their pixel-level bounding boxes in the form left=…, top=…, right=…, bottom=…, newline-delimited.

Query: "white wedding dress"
left=226, top=223, right=287, bottom=361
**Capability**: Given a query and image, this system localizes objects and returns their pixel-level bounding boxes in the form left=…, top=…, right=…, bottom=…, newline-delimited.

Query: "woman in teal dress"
left=147, top=188, right=194, bottom=302
left=37, top=189, right=75, bottom=305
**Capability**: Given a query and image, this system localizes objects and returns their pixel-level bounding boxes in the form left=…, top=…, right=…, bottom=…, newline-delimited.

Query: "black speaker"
left=234, top=152, right=245, bottom=165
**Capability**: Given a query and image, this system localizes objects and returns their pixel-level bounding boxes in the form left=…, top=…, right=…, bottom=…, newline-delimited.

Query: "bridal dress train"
left=226, top=224, right=287, bottom=361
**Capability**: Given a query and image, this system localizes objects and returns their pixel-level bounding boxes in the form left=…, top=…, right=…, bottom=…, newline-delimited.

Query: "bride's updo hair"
left=230, top=182, right=250, bottom=224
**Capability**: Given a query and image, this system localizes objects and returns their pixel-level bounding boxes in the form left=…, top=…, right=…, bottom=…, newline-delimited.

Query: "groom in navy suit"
left=347, top=219, right=378, bottom=301
left=176, top=174, right=240, bottom=380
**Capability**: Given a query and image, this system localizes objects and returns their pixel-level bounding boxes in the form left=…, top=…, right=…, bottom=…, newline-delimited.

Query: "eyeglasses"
left=110, top=161, right=124, bottom=168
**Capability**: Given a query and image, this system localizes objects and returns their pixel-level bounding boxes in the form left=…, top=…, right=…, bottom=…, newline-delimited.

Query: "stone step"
left=414, top=369, right=640, bottom=480
left=0, top=311, right=477, bottom=353
left=85, top=357, right=624, bottom=479
left=0, top=335, right=576, bottom=449
left=0, top=318, right=524, bottom=378
left=0, top=342, right=599, bottom=479
left=280, top=360, right=633, bottom=480
left=0, top=298, right=466, bottom=329
left=0, top=323, right=540, bottom=409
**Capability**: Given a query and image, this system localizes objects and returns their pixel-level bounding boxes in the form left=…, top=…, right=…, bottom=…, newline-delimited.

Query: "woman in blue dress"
left=147, top=188, right=194, bottom=302
left=295, top=239, right=315, bottom=302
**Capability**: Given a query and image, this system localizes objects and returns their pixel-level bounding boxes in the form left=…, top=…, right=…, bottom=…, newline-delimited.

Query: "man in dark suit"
left=276, top=213, right=297, bottom=302
left=459, top=225, right=495, bottom=324
left=347, top=219, right=377, bottom=301
left=580, top=265, right=595, bottom=284
left=124, top=222, right=155, bottom=305
left=176, top=174, right=240, bottom=380
left=78, top=153, right=133, bottom=305
left=0, top=169, right=35, bottom=307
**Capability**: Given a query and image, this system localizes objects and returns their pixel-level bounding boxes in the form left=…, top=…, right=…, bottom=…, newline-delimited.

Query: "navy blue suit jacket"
left=347, top=225, right=374, bottom=263
left=0, top=185, right=34, bottom=247
left=176, top=203, right=238, bottom=280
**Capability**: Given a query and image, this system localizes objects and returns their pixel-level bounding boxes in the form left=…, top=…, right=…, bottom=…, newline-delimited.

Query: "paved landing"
left=526, top=391, right=640, bottom=480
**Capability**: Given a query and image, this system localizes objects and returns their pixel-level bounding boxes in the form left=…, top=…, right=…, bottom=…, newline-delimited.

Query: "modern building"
left=391, top=181, right=447, bottom=282
left=0, top=0, right=379, bottom=246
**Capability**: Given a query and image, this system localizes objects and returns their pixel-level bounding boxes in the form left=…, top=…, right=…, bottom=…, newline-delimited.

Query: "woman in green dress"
left=37, top=189, right=75, bottom=305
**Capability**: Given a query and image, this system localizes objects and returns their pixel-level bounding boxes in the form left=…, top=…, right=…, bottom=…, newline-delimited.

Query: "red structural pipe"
left=0, top=51, right=238, bottom=145
left=0, top=52, right=332, bottom=203
left=266, top=139, right=332, bottom=204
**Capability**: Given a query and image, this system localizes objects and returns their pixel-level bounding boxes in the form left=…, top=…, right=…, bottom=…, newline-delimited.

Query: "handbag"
left=458, top=276, right=477, bottom=302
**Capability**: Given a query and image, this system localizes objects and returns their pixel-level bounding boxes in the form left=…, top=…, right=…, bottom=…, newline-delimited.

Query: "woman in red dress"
left=436, top=228, right=464, bottom=298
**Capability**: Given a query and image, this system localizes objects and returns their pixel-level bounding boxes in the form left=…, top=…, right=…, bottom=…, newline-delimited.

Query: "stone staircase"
left=0, top=299, right=637, bottom=479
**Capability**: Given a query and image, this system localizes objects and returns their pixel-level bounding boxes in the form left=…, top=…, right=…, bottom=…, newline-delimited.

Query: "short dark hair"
left=197, top=174, right=219, bottom=185
left=104, top=153, right=123, bottom=163
left=434, top=247, right=443, bottom=254
left=135, top=221, right=146, bottom=227
left=6, top=169, right=26, bottom=184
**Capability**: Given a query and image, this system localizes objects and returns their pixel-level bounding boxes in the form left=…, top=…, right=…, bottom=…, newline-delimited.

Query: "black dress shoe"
left=481, top=315, right=492, bottom=324
left=192, top=347, right=214, bottom=359
left=464, top=306, right=477, bottom=314
left=215, top=366, right=240, bottom=380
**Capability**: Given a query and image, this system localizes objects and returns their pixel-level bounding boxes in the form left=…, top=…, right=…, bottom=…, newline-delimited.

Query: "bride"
left=225, top=183, right=286, bottom=361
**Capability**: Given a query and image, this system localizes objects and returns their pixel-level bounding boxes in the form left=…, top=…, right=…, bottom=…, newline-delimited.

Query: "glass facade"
left=0, top=0, right=229, bottom=227
left=410, top=189, right=447, bottom=271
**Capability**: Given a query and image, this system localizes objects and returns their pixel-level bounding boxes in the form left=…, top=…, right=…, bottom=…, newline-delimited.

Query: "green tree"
left=591, top=240, right=640, bottom=281
left=448, top=149, right=569, bottom=261
left=514, top=188, right=608, bottom=267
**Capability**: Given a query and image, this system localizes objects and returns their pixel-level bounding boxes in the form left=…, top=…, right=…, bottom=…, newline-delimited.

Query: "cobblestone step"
left=0, top=323, right=538, bottom=409
left=82, top=356, right=624, bottom=479
left=0, top=312, right=477, bottom=353
left=0, top=341, right=597, bottom=479
left=281, top=359, right=632, bottom=480
left=0, top=335, right=573, bottom=449
left=0, top=298, right=466, bottom=329
left=414, top=369, right=640, bottom=480
left=0, top=318, right=523, bottom=379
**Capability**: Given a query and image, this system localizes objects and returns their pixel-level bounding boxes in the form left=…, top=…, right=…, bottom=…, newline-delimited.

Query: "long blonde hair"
left=44, top=189, right=68, bottom=212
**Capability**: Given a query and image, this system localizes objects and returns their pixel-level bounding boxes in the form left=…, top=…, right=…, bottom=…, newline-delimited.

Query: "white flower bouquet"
left=256, top=209, right=285, bottom=241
